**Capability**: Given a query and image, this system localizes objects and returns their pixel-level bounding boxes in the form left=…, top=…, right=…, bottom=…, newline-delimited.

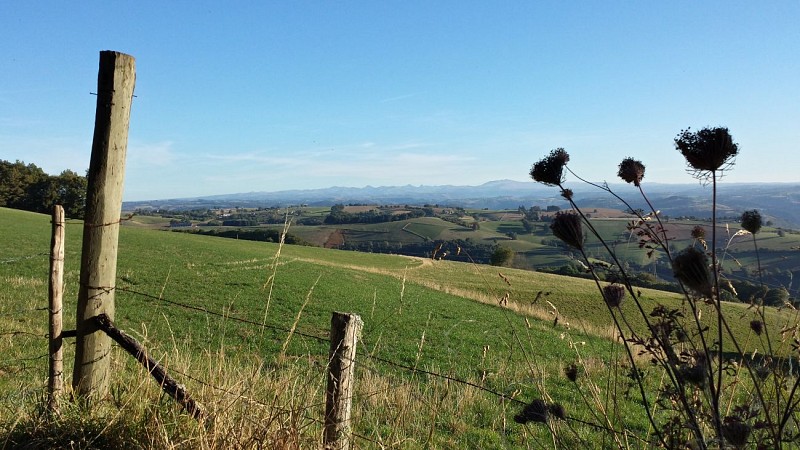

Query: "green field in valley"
left=2, top=206, right=797, bottom=448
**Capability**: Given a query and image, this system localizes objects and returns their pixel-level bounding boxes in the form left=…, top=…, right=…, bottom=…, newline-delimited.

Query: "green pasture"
left=0, top=207, right=634, bottom=446
left=2, top=207, right=796, bottom=447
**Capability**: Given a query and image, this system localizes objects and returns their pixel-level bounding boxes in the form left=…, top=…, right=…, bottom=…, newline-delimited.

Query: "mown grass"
left=1, top=207, right=795, bottom=448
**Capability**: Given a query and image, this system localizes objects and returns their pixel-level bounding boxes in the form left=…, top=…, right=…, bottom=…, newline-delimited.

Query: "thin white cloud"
left=192, top=143, right=480, bottom=189
left=380, top=93, right=419, bottom=103
left=0, top=134, right=89, bottom=174
left=127, top=141, right=178, bottom=167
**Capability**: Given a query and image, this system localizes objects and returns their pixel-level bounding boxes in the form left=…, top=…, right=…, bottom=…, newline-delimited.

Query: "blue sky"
left=1, top=2, right=798, bottom=201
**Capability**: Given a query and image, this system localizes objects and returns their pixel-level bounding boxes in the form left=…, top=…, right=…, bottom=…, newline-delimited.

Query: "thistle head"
left=740, top=210, right=762, bottom=234
left=548, top=403, right=566, bottom=420
left=514, top=399, right=549, bottom=424
left=617, top=157, right=646, bottom=186
left=672, top=247, right=713, bottom=298
left=674, top=126, right=739, bottom=176
left=749, top=320, right=763, bottom=336
left=690, top=225, right=706, bottom=240
left=602, top=284, right=626, bottom=308
left=530, top=148, right=569, bottom=186
left=550, top=212, right=584, bottom=250
left=722, top=417, right=751, bottom=449
left=677, top=352, right=709, bottom=388
left=564, top=363, right=579, bottom=382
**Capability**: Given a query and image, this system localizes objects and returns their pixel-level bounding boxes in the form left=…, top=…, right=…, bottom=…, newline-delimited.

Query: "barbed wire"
left=165, top=364, right=388, bottom=447
left=0, top=307, right=48, bottom=319
left=0, top=330, right=48, bottom=338
left=0, top=253, right=48, bottom=264
left=116, top=285, right=531, bottom=407
left=8, top=281, right=618, bottom=441
left=116, top=286, right=330, bottom=344
left=360, top=348, right=525, bottom=406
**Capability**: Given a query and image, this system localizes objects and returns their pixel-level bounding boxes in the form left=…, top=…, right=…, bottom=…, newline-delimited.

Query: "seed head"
left=550, top=212, right=584, bottom=250
left=677, top=355, right=709, bottom=388
left=617, top=158, right=646, bottom=186
left=564, top=363, right=579, bottom=382
left=561, top=188, right=573, bottom=200
left=749, top=320, right=763, bottom=336
left=690, top=225, right=706, bottom=240
left=548, top=403, right=566, bottom=420
left=514, top=399, right=548, bottom=424
left=674, top=126, right=739, bottom=175
left=722, top=417, right=751, bottom=449
left=672, top=247, right=713, bottom=298
left=741, top=210, right=762, bottom=235
left=530, top=148, right=570, bottom=186
left=602, top=284, right=626, bottom=308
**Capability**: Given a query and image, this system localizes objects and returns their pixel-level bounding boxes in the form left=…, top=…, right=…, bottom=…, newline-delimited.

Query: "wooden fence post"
left=324, top=312, right=363, bottom=450
left=48, top=205, right=65, bottom=413
left=73, top=51, right=136, bottom=398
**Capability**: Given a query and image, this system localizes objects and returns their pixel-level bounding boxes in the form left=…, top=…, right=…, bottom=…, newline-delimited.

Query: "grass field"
left=1, top=207, right=798, bottom=448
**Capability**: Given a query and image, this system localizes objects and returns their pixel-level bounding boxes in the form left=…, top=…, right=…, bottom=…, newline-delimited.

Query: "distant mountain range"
left=123, top=180, right=800, bottom=228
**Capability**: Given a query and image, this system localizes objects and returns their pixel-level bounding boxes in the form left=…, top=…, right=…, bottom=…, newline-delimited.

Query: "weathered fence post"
left=48, top=205, right=65, bottom=413
left=73, top=51, right=136, bottom=398
left=324, top=312, right=363, bottom=450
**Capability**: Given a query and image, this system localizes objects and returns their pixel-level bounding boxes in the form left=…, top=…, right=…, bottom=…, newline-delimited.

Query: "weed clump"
left=526, top=126, right=799, bottom=448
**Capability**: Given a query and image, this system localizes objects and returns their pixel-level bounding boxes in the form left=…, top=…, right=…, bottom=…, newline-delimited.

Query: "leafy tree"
left=490, top=246, right=514, bottom=266
left=0, top=160, right=46, bottom=209
left=0, top=160, right=86, bottom=218
left=52, top=170, right=88, bottom=218
left=764, top=287, right=790, bottom=307
left=521, top=218, right=534, bottom=233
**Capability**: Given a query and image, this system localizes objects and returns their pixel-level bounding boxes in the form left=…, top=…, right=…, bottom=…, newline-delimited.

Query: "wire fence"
left=114, top=285, right=525, bottom=406
left=1, top=246, right=632, bottom=446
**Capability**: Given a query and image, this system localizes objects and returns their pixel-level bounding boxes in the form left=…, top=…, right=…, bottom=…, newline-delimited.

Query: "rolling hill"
left=0, top=206, right=795, bottom=448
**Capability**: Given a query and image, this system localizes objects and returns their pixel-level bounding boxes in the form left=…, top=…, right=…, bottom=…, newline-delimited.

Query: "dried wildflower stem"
left=706, top=175, right=776, bottom=444
left=568, top=333, right=622, bottom=444
left=749, top=228, right=784, bottom=428
left=261, top=210, right=292, bottom=334
left=568, top=169, right=717, bottom=395
left=748, top=231, right=790, bottom=441
left=561, top=187, right=707, bottom=448
left=576, top=245, right=667, bottom=448
left=710, top=172, right=724, bottom=437
left=279, top=274, right=320, bottom=361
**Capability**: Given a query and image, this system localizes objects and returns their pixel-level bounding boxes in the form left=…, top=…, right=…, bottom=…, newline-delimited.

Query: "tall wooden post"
left=73, top=51, right=136, bottom=397
left=48, top=205, right=65, bottom=413
left=324, top=312, right=363, bottom=450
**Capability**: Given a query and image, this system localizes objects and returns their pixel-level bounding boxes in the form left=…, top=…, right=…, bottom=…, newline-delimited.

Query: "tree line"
left=0, top=160, right=87, bottom=218
left=323, top=204, right=433, bottom=225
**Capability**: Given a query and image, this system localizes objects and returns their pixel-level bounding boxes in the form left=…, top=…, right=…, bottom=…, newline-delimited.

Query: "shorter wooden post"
left=324, top=312, right=363, bottom=450
left=48, top=205, right=65, bottom=413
